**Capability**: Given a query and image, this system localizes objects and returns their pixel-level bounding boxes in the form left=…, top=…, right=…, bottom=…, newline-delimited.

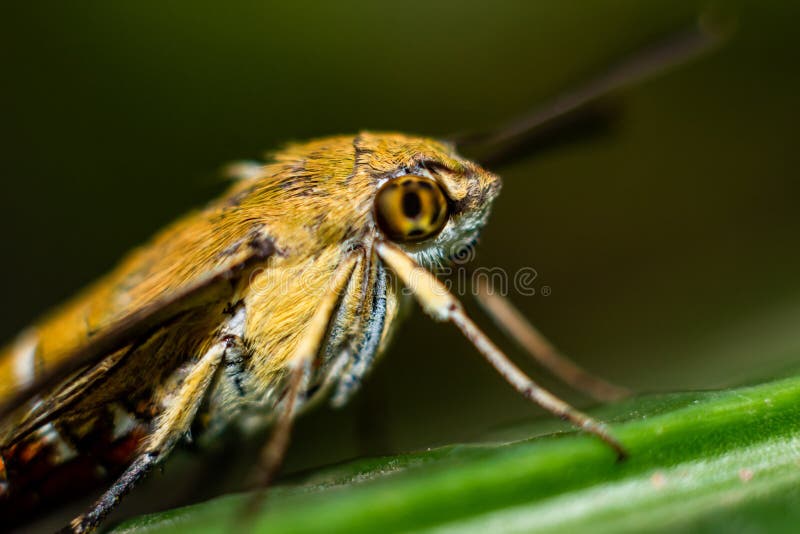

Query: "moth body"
left=0, top=133, right=500, bottom=526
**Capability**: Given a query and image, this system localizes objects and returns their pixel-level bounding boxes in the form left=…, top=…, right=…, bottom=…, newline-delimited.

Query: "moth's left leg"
left=247, top=254, right=359, bottom=510
left=242, top=357, right=308, bottom=520
left=65, top=343, right=227, bottom=534
left=377, top=242, right=626, bottom=459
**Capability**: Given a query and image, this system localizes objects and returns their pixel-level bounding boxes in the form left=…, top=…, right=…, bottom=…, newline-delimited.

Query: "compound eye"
left=374, top=175, right=449, bottom=243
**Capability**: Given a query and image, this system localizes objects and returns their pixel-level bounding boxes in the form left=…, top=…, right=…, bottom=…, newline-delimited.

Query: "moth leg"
left=473, top=277, right=631, bottom=402
left=246, top=254, right=359, bottom=512
left=376, top=242, right=627, bottom=459
left=59, top=453, right=156, bottom=534
left=246, top=359, right=308, bottom=513
left=65, top=342, right=227, bottom=534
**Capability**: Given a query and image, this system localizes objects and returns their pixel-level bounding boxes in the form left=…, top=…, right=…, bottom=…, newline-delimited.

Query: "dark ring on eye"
left=374, top=175, right=449, bottom=243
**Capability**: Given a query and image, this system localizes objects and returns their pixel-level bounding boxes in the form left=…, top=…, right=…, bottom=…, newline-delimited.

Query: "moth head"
left=359, top=133, right=502, bottom=267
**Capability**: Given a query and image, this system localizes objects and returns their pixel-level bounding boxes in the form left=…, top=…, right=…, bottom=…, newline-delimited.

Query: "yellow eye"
left=374, top=175, right=449, bottom=243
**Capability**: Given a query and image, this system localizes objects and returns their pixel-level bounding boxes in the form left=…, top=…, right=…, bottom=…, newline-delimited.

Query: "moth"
left=0, top=21, right=720, bottom=533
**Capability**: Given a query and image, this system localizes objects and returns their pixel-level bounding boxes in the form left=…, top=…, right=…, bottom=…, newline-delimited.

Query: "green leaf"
left=113, top=374, right=800, bottom=534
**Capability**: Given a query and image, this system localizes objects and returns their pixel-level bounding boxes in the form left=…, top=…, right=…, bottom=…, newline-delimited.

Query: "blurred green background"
left=2, top=0, right=800, bottom=525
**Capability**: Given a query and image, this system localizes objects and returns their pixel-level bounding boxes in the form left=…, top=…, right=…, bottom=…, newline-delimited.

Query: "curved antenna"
left=452, top=14, right=732, bottom=168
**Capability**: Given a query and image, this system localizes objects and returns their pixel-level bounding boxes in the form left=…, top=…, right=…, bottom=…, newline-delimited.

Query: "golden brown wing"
left=0, top=181, right=277, bottom=425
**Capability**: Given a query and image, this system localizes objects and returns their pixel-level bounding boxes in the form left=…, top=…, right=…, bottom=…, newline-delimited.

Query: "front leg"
left=243, top=253, right=359, bottom=518
left=376, top=241, right=627, bottom=459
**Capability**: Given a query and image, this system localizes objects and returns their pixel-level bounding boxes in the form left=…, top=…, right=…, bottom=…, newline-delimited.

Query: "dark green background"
left=2, top=0, right=799, bottom=525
